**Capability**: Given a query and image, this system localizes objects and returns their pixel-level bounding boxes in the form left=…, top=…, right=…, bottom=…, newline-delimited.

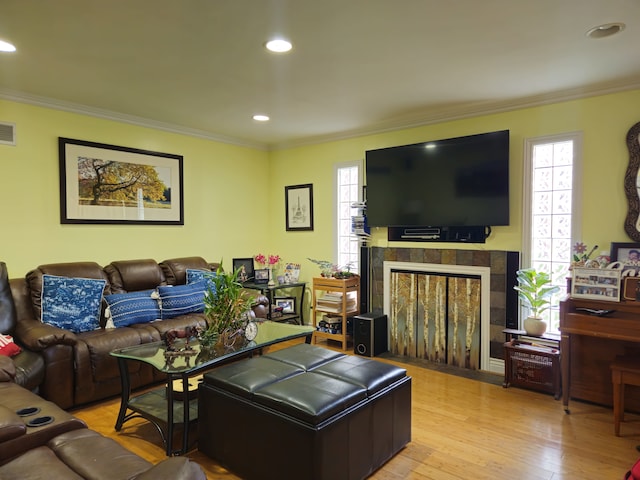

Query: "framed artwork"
left=275, top=297, right=295, bottom=314
left=571, top=267, right=621, bottom=302
left=232, top=258, right=254, bottom=283
left=610, top=242, right=640, bottom=273
left=59, top=137, right=184, bottom=225
left=285, top=183, right=314, bottom=231
left=254, top=269, right=269, bottom=284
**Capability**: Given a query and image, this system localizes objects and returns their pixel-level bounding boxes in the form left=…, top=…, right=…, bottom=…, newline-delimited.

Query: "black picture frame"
left=285, top=183, right=314, bottom=231
left=254, top=269, right=269, bottom=284
left=610, top=242, right=640, bottom=272
left=58, top=137, right=184, bottom=225
left=232, top=258, right=255, bottom=283
left=275, top=297, right=295, bottom=314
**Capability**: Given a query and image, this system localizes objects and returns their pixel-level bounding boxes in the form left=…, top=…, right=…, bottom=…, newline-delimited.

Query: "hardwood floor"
left=73, top=341, right=640, bottom=479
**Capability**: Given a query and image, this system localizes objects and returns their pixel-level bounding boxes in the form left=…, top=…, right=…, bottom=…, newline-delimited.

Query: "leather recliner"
left=0, top=262, right=44, bottom=391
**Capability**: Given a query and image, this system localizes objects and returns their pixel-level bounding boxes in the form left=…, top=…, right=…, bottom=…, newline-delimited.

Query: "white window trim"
left=333, top=159, right=364, bottom=264
left=521, top=131, right=583, bottom=268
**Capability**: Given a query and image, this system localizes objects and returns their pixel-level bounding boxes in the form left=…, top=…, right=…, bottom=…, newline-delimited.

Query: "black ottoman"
left=198, top=343, right=411, bottom=480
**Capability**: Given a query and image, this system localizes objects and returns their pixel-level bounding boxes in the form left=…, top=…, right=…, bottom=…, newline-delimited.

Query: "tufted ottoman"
left=198, top=343, right=411, bottom=480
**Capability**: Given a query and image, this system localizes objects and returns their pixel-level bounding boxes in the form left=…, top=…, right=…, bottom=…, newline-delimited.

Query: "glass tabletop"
left=110, top=320, right=314, bottom=374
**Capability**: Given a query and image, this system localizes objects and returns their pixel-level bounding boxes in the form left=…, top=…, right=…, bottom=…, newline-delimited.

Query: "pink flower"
left=573, top=242, right=587, bottom=254
left=268, top=255, right=281, bottom=266
left=254, top=254, right=267, bottom=265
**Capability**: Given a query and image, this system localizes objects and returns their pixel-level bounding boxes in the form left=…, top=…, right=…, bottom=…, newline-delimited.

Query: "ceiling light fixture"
left=0, top=40, right=16, bottom=52
left=265, top=39, right=292, bottom=53
left=253, top=114, right=270, bottom=122
left=586, top=22, right=625, bottom=39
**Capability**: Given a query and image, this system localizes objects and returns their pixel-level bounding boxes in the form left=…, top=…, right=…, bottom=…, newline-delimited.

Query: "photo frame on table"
left=59, top=137, right=184, bottom=225
left=610, top=242, right=640, bottom=273
left=232, top=258, right=254, bottom=283
left=275, top=297, right=295, bottom=314
left=254, top=269, right=269, bottom=284
left=285, top=183, right=314, bottom=231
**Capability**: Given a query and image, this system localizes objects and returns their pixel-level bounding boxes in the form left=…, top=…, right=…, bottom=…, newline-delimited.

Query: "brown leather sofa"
left=0, top=365, right=206, bottom=479
left=8, top=256, right=269, bottom=409
left=0, top=262, right=45, bottom=391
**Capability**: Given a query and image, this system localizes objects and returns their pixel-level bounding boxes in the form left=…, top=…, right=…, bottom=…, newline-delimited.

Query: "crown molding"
left=0, top=88, right=269, bottom=151
left=2, top=79, right=639, bottom=152
left=270, top=79, right=640, bottom=150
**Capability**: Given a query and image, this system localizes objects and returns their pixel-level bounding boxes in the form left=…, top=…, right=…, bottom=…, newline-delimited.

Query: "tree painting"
left=77, top=157, right=170, bottom=208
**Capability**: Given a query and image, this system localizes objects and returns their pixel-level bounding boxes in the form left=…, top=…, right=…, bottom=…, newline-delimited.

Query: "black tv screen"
left=365, top=130, right=510, bottom=227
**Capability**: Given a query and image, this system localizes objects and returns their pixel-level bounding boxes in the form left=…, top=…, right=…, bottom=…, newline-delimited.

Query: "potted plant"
left=199, top=264, right=255, bottom=348
left=513, top=267, right=560, bottom=336
left=307, top=258, right=356, bottom=279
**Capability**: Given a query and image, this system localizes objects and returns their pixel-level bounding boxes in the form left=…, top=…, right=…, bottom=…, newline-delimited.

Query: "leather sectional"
left=0, top=362, right=206, bottom=479
left=4, top=256, right=269, bottom=409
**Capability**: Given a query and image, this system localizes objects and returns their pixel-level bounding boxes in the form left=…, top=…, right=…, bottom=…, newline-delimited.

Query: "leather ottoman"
left=198, top=343, right=411, bottom=480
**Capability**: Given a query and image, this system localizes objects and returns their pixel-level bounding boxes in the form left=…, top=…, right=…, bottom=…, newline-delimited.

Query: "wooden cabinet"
left=311, top=276, right=360, bottom=351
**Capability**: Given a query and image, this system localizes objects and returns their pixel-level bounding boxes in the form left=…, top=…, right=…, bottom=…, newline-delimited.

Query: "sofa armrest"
left=0, top=356, right=16, bottom=382
left=0, top=404, right=26, bottom=443
left=14, top=319, right=77, bottom=351
left=133, top=457, right=207, bottom=480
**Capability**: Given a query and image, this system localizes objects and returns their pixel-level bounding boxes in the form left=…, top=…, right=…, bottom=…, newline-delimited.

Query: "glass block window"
left=524, top=133, right=582, bottom=334
left=335, top=161, right=362, bottom=274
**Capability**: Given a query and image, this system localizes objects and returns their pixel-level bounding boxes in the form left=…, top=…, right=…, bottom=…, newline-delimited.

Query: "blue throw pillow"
left=186, top=268, right=217, bottom=294
left=104, top=290, right=161, bottom=328
left=41, top=274, right=107, bottom=333
left=157, top=281, right=207, bottom=319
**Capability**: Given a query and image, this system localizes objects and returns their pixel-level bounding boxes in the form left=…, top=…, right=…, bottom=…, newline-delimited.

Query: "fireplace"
left=369, top=247, right=519, bottom=374
left=383, top=262, right=490, bottom=370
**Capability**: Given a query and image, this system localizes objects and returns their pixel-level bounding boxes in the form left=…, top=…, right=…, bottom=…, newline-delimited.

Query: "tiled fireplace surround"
left=368, top=246, right=517, bottom=373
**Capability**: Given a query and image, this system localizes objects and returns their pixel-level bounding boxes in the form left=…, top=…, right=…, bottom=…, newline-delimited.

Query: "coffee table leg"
left=166, top=376, right=174, bottom=456
left=115, top=357, right=131, bottom=431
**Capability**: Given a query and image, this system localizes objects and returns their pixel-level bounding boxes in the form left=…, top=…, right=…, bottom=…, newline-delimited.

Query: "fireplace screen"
left=390, top=271, right=481, bottom=369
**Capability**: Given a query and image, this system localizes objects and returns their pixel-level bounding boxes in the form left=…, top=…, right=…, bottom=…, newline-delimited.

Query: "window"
left=523, top=133, right=582, bottom=333
left=335, top=161, right=362, bottom=274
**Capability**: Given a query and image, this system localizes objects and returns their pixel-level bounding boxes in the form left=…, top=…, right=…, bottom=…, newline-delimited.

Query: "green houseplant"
left=199, top=264, right=255, bottom=348
left=513, top=267, right=560, bottom=336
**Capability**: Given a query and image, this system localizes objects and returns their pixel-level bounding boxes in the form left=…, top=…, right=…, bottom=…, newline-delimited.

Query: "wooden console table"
left=560, top=296, right=640, bottom=413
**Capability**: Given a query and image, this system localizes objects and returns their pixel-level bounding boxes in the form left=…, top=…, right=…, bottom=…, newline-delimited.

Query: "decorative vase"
left=523, top=317, right=547, bottom=336
left=268, top=268, right=275, bottom=287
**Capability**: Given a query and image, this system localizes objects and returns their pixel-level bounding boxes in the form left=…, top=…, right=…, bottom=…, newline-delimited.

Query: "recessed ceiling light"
left=586, top=22, right=625, bottom=39
left=265, top=39, right=292, bottom=53
left=253, top=114, right=270, bottom=122
left=0, top=40, right=16, bottom=52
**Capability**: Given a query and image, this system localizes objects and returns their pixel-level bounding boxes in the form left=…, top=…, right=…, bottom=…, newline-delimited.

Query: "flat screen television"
left=365, top=130, right=510, bottom=227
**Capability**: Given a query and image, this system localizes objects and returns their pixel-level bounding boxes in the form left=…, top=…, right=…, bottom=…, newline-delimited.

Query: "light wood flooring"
left=73, top=340, right=640, bottom=479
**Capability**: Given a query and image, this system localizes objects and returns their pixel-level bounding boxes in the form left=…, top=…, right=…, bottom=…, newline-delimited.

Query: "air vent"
left=0, top=122, right=16, bottom=146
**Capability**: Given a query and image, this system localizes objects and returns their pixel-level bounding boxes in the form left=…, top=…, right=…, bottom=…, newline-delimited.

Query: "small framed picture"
left=571, top=267, right=621, bottom=302
left=254, top=269, right=269, bottom=284
left=232, top=258, right=254, bottom=283
left=285, top=183, right=314, bottom=231
left=611, top=242, right=640, bottom=274
left=275, top=297, right=295, bottom=314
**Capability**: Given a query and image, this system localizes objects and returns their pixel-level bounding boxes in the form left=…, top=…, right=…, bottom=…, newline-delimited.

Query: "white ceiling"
left=1, top=0, right=639, bottom=150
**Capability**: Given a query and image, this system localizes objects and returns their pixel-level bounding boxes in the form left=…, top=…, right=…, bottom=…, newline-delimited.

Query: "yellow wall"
left=2, top=89, right=640, bottom=281
left=0, top=99, right=269, bottom=277
left=269, top=89, right=640, bottom=276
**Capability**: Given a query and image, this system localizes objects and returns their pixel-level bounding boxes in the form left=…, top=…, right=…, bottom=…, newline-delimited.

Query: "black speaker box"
left=505, top=251, right=520, bottom=329
left=354, top=313, right=387, bottom=357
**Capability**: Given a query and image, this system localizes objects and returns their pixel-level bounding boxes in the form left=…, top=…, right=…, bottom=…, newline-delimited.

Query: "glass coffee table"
left=110, top=321, right=314, bottom=456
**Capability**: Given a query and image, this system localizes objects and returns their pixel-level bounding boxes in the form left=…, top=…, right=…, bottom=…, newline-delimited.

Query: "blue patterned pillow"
left=186, top=268, right=216, bottom=293
left=104, top=290, right=160, bottom=327
left=157, top=281, right=206, bottom=319
left=41, top=275, right=107, bottom=333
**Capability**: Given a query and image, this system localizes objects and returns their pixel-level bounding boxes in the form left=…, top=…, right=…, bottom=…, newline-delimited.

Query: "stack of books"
left=316, top=292, right=357, bottom=313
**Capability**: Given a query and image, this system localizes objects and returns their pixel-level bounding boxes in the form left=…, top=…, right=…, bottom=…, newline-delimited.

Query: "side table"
left=243, top=281, right=306, bottom=325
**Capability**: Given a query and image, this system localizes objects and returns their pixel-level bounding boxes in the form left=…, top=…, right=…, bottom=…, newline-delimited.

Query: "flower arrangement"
left=254, top=254, right=281, bottom=268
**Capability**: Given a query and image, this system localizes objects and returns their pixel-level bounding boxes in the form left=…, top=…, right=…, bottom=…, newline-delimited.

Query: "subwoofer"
left=354, top=313, right=387, bottom=357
